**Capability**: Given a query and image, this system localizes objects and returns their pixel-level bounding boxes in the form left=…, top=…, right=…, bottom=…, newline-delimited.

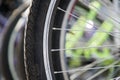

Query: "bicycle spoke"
left=111, top=76, right=120, bottom=80
left=109, top=68, right=120, bottom=79
left=53, top=27, right=120, bottom=34
left=86, top=60, right=120, bottom=80
left=51, top=44, right=120, bottom=52
left=54, top=64, right=120, bottom=74
left=53, top=27, right=120, bottom=36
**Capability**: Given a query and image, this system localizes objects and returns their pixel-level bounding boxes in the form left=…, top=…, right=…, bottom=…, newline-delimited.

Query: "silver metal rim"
left=43, top=0, right=57, bottom=80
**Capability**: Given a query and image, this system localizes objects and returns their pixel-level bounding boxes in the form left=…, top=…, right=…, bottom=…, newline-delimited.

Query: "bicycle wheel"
left=0, top=2, right=29, bottom=80
left=8, top=17, right=27, bottom=80
left=25, top=0, right=120, bottom=80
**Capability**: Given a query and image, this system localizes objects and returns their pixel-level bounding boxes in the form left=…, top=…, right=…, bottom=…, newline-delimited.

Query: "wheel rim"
left=43, top=0, right=57, bottom=80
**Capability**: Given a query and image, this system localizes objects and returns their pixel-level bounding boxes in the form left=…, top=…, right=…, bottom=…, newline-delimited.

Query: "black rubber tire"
left=0, top=2, right=28, bottom=80
left=24, top=0, right=70, bottom=80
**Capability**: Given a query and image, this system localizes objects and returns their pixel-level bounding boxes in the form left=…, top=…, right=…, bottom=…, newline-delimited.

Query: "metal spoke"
left=53, top=27, right=120, bottom=34
left=87, top=60, right=120, bottom=80
left=54, top=64, right=120, bottom=74
left=53, top=27, right=120, bottom=37
left=111, top=76, right=120, bottom=80
left=51, top=44, right=120, bottom=52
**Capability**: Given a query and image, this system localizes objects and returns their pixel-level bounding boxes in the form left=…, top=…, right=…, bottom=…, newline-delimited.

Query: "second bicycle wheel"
left=25, top=0, right=120, bottom=80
